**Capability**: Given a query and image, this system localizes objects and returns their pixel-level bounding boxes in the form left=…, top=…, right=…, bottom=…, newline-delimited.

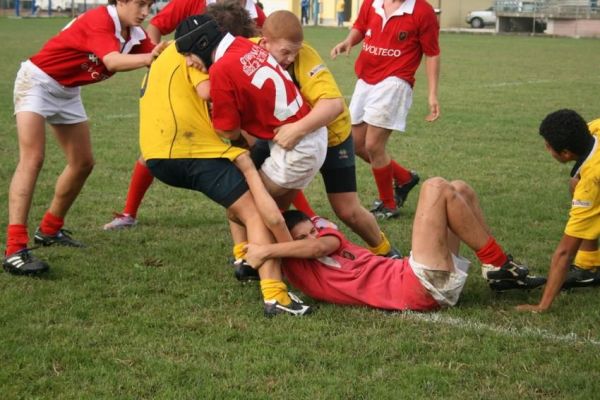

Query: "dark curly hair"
left=539, top=109, right=593, bottom=155
left=206, top=0, right=258, bottom=39
left=282, top=210, right=310, bottom=232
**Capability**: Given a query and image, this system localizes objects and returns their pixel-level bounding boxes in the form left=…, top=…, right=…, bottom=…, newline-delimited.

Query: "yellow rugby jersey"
left=139, top=43, right=245, bottom=161
left=565, top=121, right=600, bottom=240
left=250, top=38, right=351, bottom=147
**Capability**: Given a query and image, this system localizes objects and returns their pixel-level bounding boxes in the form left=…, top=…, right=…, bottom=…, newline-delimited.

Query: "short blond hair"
left=262, top=10, right=303, bottom=43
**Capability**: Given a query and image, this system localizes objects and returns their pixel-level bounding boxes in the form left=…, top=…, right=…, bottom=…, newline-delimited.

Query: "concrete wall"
left=546, top=18, right=600, bottom=37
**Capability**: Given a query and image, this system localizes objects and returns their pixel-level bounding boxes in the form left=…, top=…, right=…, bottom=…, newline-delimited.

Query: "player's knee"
left=20, top=152, right=45, bottom=173
left=450, top=180, right=475, bottom=201
left=72, top=157, right=95, bottom=177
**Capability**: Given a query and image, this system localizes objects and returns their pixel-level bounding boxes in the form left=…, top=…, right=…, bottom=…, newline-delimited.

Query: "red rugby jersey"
left=29, top=5, right=153, bottom=87
left=353, top=0, right=439, bottom=86
left=282, top=227, right=440, bottom=311
left=150, top=0, right=264, bottom=36
left=209, top=36, right=310, bottom=140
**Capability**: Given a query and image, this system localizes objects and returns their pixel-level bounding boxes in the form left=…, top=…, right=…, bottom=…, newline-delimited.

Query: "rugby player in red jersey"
left=331, top=0, right=440, bottom=219
left=3, top=0, right=167, bottom=275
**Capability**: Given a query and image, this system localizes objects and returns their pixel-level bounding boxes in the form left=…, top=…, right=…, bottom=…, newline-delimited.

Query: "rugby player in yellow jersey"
left=518, top=109, right=600, bottom=312
left=229, top=11, right=402, bottom=278
left=136, top=6, right=310, bottom=317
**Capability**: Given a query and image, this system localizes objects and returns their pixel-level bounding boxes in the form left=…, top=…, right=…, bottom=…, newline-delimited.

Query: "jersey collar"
left=107, top=5, right=147, bottom=54
left=214, top=33, right=236, bottom=63
left=372, top=0, right=416, bottom=27
left=206, top=0, right=258, bottom=19
left=571, top=136, right=597, bottom=177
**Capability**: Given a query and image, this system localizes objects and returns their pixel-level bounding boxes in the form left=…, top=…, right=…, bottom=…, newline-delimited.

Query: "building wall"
left=261, top=0, right=495, bottom=28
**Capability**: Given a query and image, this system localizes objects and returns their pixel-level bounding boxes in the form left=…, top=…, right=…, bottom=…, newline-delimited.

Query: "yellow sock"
left=367, top=232, right=392, bottom=256
left=233, top=241, right=248, bottom=260
left=260, top=279, right=291, bottom=305
left=574, top=249, right=600, bottom=270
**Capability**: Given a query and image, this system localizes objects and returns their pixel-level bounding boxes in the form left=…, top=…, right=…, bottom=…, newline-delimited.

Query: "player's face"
left=263, top=38, right=302, bottom=69
left=290, top=220, right=318, bottom=241
left=117, top=0, right=152, bottom=27
left=185, top=54, right=207, bottom=72
left=544, top=141, right=574, bottom=163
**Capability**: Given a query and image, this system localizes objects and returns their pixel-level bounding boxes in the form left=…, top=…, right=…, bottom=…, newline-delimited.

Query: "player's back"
left=210, top=35, right=311, bottom=140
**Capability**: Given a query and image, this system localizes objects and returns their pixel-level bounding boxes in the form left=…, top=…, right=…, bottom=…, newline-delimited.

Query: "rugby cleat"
left=482, top=255, right=546, bottom=292
left=232, top=258, right=260, bottom=282
left=384, top=247, right=403, bottom=259
left=394, top=171, right=420, bottom=208
left=370, top=202, right=400, bottom=220
left=103, top=213, right=137, bottom=230
left=3, top=249, right=49, bottom=275
left=264, top=292, right=312, bottom=317
left=34, top=228, right=85, bottom=248
left=562, top=265, right=600, bottom=290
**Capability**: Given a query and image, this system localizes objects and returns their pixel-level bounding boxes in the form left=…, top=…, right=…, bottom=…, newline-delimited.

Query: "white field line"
left=397, top=311, right=600, bottom=347
left=482, top=79, right=553, bottom=88
left=103, top=113, right=137, bottom=120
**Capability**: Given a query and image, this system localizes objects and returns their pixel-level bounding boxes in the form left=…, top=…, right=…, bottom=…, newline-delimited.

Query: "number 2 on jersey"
left=251, top=61, right=303, bottom=122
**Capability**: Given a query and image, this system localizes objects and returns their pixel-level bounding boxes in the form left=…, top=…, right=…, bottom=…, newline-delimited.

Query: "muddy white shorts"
left=14, top=60, right=87, bottom=124
left=261, top=126, right=328, bottom=189
left=409, top=252, right=470, bottom=307
left=349, top=76, right=413, bottom=132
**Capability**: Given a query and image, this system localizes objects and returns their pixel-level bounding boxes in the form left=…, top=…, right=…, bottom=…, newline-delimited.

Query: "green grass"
left=1, top=18, right=600, bottom=398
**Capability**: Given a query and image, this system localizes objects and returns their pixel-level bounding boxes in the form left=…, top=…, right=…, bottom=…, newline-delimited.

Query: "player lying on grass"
left=228, top=10, right=403, bottom=281
left=3, top=0, right=167, bottom=275
left=517, top=109, right=600, bottom=313
left=244, top=178, right=547, bottom=311
left=137, top=6, right=309, bottom=316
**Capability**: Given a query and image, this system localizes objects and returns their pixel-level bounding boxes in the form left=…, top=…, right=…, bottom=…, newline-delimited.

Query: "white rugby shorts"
left=408, top=252, right=470, bottom=307
left=14, top=60, right=87, bottom=124
left=261, top=126, right=328, bottom=189
left=349, top=76, right=413, bottom=132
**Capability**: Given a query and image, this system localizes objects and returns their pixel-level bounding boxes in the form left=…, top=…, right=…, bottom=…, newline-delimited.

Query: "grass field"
left=1, top=17, right=600, bottom=398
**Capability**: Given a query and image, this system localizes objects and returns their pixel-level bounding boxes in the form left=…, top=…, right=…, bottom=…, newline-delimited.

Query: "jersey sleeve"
left=188, top=67, right=209, bottom=87
left=294, top=44, right=343, bottom=107
left=209, top=65, right=241, bottom=131
left=417, top=4, right=440, bottom=57
left=150, top=0, right=205, bottom=35
left=588, top=118, right=600, bottom=135
left=565, top=172, right=600, bottom=240
left=132, top=35, right=156, bottom=54
left=83, top=16, right=121, bottom=59
left=352, top=0, right=371, bottom=35
left=317, top=227, right=345, bottom=254
left=254, top=4, right=266, bottom=27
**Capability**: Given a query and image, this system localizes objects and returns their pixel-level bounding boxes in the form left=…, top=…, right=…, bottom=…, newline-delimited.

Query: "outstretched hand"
left=515, top=304, right=546, bottom=313
left=330, top=41, right=352, bottom=59
left=151, top=41, right=169, bottom=60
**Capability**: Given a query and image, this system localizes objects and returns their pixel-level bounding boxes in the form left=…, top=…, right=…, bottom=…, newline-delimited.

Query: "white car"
left=36, top=0, right=72, bottom=12
left=466, top=7, right=496, bottom=29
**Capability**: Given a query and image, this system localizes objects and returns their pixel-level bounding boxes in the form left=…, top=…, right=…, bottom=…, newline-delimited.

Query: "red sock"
left=123, top=160, right=154, bottom=218
left=390, top=160, right=412, bottom=185
left=39, top=211, right=64, bottom=236
left=372, top=164, right=395, bottom=209
left=476, top=237, right=508, bottom=267
left=5, top=224, right=29, bottom=256
left=292, top=191, right=316, bottom=218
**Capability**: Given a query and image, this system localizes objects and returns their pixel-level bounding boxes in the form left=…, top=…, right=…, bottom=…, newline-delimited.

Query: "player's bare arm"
left=146, top=23, right=162, bottom=44
left=425, top=55, right=440, bottom=122
left=517, top=234, right=582, bottom=312
left=103, top=41, right=167, bottom=71
left=274, top=97, right=343, bottom=150
left=245, top=235, right=341, bottom=268
left=330, top=29, right=363, bottom=59
left=233, top=153, right=292, bottom=243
